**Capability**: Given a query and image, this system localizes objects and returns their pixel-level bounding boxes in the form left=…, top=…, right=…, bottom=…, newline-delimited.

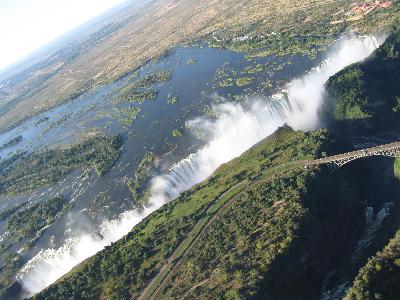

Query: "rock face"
left=325, top=20, right=400, bottom=136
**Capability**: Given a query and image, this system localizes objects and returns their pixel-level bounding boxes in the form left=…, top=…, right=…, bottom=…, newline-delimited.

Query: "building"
left=352, top=1, right=392, bottom=15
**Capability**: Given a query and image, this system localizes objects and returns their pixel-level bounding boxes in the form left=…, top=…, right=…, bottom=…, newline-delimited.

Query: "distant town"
left=332, top=0, right=392, bottom=24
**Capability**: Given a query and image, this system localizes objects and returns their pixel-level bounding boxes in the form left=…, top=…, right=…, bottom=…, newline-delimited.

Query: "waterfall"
left=352, top=202, right=394, bottom=261
left=148, top=34, right=384, bottom=207
left=322, top=202, right=393, bottom=300
left=18, top=34, right=384, bottom=297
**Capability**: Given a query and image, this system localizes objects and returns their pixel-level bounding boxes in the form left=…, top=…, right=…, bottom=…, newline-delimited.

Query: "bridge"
left=305, top=141, right=400, bottom=170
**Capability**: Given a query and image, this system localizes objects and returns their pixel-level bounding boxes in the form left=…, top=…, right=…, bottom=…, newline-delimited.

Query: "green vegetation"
left=122, top=90, right=158, bottom=103
left=141, top=181, right=247, bottom=299
left=35, top=117, right=50, bottom=126
left=127, top=152, right=155, bottom=203
left=0, top=135, right=23, bottom=151
left=0, top=250, right=22, bottom=292
left=244, top=64, right=263, bottom=74
left=206, top=2, right=399, bottom=59
left=112, top=106, right=141, bottom=126
left=106, top=69, right=172, bottom=126
left=212, top=61, right=279, bottom=91
left=151, top=49, right=173, bottom=64
left=236, top=77, right=254, bottom=87
left=33, top=127, right=359, bottom=300
left=206, top=20, right=338, bottom=59
left=260, top=79, right=273, bottom=90
left=217, top=77, right=234, bottom=87
left=131, top=70, right=172, bottom=90
left=5, top=197, right=70, bottom=243
left=0, top=197, right=72, bottom=292
left=325, top=20, right=400, bottom=132
left=167, top=94, right=178, bottom=104
left=213, top=63, right=236, bottom=88
left=212, top=59, right=281, bottom=91
left=86, top=192, right=110, bottom=221
left=125, top=71, right=139, bottom=82
left=395, top=157, right=400, bottom=179
left=327, top=67, right=371, bottom=121
left=0, top=202, right=27, bottom=222
left=0, top=135, right=123, bottom=196
left=160, top=169, right=311, bottom=299
left=115, top=70, right=172, bottom=103
left=42, top=114, right=72, bottom=134
left=172, top=129, right=183, bottom=137
left=243, top=34, right=334, bottom=59
left=345, top=230, right=400, bottom=300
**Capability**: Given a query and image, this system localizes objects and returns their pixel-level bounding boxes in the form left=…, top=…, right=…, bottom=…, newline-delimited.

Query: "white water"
left=321, top=202, right=393, bottom=300
left=18, top=34, right=384, bottom=297
left=352, top=202, right=394, bottom=261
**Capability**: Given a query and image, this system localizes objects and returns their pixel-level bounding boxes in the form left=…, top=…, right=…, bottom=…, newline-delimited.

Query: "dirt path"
left=138, top=181, right=247, bottom=300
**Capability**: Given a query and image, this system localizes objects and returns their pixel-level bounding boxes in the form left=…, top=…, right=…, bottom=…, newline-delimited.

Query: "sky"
left=0, top=0, right=126, bottom=71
